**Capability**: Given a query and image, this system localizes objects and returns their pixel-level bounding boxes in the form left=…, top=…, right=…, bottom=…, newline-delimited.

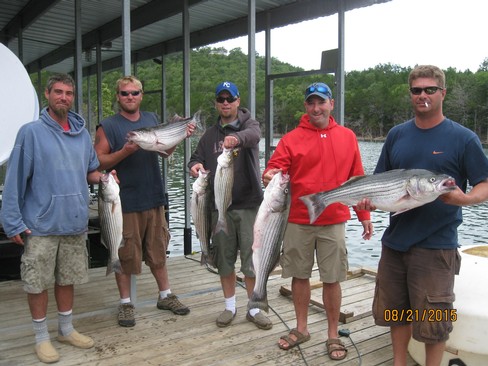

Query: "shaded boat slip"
left=0, top=256, right=417, bottom=365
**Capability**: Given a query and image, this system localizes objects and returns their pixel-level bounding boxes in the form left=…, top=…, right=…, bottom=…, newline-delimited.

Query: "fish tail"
left=300, top=194, right=327, bottom=224
left=248, top=293, right=269, bottom=313
left=214, top=217, right=228, bottom=235
left=112, top=259, right=122, bottom=274
left=200, top=253, right=208, bottom=266
left=106, top=262, right=113, bottom=276
left=193, top=110, right=204, bottom=131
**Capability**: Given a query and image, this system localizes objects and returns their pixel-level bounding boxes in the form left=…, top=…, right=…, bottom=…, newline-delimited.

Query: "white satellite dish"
left=0, top=43, right=39, bottom=166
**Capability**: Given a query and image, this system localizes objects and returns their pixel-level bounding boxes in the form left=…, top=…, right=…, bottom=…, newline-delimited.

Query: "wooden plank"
left=0, top=256, right=406, bottom=366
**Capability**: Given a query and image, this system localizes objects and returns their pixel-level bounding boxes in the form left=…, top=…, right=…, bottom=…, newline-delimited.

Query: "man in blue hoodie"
left=0, top=73, right=104, bottom=363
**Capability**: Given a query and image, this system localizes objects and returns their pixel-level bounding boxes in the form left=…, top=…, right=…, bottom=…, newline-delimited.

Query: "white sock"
left=120, top=297, right=131, bottom=304
left=249, top=308, right=260, bottom=317
left=159, top=289, right=171, bottom=299
left=225, top=295, right=236, bottom=314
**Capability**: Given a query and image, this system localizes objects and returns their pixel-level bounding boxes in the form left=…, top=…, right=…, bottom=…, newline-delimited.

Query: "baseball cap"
left=304, top=82, right=332, bottom=101
left=215, top=81, right=240, bottom=98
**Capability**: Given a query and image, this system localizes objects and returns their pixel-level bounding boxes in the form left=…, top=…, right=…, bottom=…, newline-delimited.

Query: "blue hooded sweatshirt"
left=0, top=107, right=99, bottom=237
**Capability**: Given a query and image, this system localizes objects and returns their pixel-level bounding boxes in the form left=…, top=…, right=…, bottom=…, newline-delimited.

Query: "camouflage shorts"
left=21, top=235, right=89, bottom=293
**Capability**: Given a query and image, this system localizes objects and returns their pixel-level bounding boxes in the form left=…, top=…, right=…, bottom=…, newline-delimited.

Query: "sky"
left=209, top=0, right=487, bottom=72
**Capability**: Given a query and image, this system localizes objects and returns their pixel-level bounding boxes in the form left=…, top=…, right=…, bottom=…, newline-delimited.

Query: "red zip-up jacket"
left=264, top=114, right=370, bottom=225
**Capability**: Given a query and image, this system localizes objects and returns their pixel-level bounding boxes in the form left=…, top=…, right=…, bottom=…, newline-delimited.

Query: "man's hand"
left=190, top=163, right=204, bottom=178
left=9, top=229, right=31, bottom=246
left=262, top=168, right=281, bottom=187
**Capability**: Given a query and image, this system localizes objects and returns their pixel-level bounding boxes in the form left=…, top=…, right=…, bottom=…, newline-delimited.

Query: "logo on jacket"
left=432, top=151, right=444, bottom=155
left=320, top=134, right=327, bottom=138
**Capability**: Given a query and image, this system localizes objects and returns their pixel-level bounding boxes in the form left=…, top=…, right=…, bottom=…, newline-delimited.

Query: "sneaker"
left=118, top=303, right=135, bottom=327
left=246, top=310, right=272, bottom=330
left=57, top=330, right=94, bottom=349
left=35, top=340, right=60, bottom=363
left=216, top=309, right=236, bottom=327
left=157, top=294, right=190, bottom=315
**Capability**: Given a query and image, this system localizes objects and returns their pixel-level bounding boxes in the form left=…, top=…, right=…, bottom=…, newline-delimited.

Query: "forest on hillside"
left=31, top=47, right=488, bottom=142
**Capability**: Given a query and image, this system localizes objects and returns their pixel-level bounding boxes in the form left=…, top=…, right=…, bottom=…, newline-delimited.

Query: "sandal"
left=326, top=338, right=348, bottom=360
left=278, top=328, right=311, bottom=350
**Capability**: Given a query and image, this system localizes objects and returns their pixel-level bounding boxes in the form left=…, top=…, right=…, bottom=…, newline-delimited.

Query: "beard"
left=50, top=104, right=70, bottom=120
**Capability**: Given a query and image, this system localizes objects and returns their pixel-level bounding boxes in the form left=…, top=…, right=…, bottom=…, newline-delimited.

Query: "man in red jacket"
left=263, top=82, right=373, bottom=360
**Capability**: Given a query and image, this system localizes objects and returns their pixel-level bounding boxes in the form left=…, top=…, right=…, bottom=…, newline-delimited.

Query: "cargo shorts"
left=372, top=244, right=460, bottom=343
left=120, top=206, right=170, bottom=274
left=280, top=223, right=348, bottom=283
left=211, top=207, right=258, bottom=278
left=21, top=234, right=89, bottom=294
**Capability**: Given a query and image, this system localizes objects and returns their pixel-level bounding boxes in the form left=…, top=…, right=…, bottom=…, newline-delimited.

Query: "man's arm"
left=94, top=126, right=138, bottom=171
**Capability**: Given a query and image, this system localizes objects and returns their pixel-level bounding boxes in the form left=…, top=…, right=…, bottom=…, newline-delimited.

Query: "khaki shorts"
left=373, top=244, right=460, bottom=343
left=21, top=235, right=89, bottom=294
left=211, top=208, right=258, bottom=277
left=120, top=206, right=170, bottom=274
left=281, top=223, right=348, bottom=283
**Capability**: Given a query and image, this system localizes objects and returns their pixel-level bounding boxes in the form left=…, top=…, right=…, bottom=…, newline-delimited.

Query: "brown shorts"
left=373, top=244, right=460, bottom=343
left=280, top=223, right=347, bottom=283
left=119, top=206, right=170, bottom=274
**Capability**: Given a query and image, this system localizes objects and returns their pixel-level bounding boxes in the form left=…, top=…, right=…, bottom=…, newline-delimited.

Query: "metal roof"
left=0, top=0, right=391, bottom=75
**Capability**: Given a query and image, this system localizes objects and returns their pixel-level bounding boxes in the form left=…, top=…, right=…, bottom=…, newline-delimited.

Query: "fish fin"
left=299, top=194, right=327, bottom=224
left=119, top=238, right=125, bottom=249
left=391, top=208, right=414, bottom=216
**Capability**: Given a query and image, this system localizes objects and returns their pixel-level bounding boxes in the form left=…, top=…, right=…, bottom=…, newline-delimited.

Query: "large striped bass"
left=98, top=173, right=124, bottom=276
left=213, top=147, right=236, bottom=234
left=190, top=169, right=214, bottom=267
left=248, top=171, right=290, bottom=312
left=127, top=110, right=201, bottom=155
left=300, top=169, right=457, bottom=224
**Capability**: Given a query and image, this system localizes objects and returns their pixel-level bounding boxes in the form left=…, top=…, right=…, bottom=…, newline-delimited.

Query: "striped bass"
left=300, top=169, right=457, bottom=224
left=190, top=169, right=214, bottom=267
left=213, top=147, right=236, bottom=234
left=127, top=110, right=202, bottom=155
left=98, top=173, right=124, bottom=276
left=248, top=171, right=290, bottom=312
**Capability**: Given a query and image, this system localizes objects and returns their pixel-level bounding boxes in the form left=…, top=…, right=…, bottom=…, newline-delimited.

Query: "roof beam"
left=24, top=0, right=205, bottom=73
left=0, top=0, right=61, bottom=44
left=83, top=0, right=390, bottom=76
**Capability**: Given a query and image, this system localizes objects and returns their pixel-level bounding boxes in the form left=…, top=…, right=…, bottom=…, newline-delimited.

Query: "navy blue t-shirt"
left=375, top=118, right=488, bottom=251
left=99, top=112, right=166, bottom=213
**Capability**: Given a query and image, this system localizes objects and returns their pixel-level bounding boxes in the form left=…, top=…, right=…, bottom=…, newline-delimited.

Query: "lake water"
left=166, top=139, right=488, bottom=270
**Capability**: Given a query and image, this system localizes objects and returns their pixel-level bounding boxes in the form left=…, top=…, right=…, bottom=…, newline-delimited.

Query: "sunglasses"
left=119, top=90, right=141, bottom=97
left=216, top=96, right=237, bottom=104
left=409, top=86, right=444, bottom=95
left=305, top=85, right=331, bottom=98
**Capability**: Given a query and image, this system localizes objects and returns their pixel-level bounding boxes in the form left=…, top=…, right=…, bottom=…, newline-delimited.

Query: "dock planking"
left=0, top=255, right=418, bottom=365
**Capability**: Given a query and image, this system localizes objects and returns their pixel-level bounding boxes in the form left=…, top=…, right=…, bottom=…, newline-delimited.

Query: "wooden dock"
left=0, top=255, right=418, bottom=365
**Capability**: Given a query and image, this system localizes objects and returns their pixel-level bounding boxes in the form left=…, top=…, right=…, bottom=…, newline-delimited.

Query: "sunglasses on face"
left=305, top=85, right=331, bottom=98
left=216, top=96, right=237, bottom=104
left=119, top=90, right=141, bottom=97
left=409, top=86, right=444, bottom=95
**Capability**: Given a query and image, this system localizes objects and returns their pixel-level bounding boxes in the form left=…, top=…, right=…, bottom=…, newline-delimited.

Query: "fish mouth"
left=99, top=173, right=110, bottom=184
left=440, top=177, right=457, bottom=191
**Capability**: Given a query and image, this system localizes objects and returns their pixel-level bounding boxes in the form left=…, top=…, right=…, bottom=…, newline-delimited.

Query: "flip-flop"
left=326, top=338, right=348, bottom=360
left=278, top=328, right=311, bottom=350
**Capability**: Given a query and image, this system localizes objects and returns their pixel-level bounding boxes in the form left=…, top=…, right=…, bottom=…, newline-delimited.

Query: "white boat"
left=408, top=245, right=488, bottom=365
